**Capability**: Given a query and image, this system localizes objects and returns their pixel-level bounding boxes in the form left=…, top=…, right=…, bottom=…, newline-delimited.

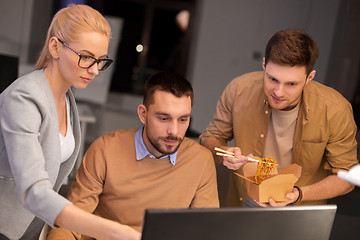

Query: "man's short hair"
left=143, top=71, right=194, bottom=107
left=264, top=29, right=319, bottom=75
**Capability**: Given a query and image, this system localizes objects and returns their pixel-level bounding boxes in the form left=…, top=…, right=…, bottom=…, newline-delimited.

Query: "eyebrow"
left=179, top=114, right=191, bottom=118
left=265, top=72, right=276, bottom=79
left=155, top=112, right=191, bottom=118
left=79, top=49, right=108, bottom=58
left=266, top=72, right=302, bottom=83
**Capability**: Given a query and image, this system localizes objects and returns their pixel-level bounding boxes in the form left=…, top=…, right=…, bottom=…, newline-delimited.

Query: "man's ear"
left=49, top=37, right=60, bottom=59
left=306, top=70, right=316, bottom=84
left=137, top=104, right=147, bottom=124
left=262, top=57, right=266, bottom=70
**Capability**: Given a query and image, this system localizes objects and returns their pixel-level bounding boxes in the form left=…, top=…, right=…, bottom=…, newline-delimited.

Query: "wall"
left=1, top=0, right=352, bottom=140
left=188, top=0, right=341, bottom=133
left=326, top=0, right=360, bottom=100
left=0, top=0, right=34, bottom=61
left=0, top=0, right=52, bottom=75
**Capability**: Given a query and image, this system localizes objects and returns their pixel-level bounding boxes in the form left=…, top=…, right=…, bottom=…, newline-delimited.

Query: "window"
left=89, top=0, right=196, bottom=95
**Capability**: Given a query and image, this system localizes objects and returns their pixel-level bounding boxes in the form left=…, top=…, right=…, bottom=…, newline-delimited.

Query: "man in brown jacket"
left=200, top=29, right=358, bottom=207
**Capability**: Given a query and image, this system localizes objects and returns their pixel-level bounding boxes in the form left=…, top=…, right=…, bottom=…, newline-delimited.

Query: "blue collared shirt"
left=135, top=127, right=177, bottom=165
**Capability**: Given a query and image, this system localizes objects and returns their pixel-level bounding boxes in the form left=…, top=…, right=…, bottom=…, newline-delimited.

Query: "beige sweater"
left=48, top=128, right=219, bottom=239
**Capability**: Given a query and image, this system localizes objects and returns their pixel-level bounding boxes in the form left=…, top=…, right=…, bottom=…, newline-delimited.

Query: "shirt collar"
left=135, top=126, right=177, bottom=165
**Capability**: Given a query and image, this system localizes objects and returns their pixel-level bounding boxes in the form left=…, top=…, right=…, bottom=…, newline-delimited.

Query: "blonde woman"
left=0, top=4, right=140, bottom=240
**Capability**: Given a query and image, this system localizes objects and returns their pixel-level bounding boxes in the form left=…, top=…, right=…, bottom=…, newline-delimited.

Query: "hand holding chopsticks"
left=214, top=147, right=260, bottom=163
left=214, top=147, right=277, bottom=165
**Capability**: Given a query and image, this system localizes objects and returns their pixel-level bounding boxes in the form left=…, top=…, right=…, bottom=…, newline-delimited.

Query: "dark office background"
left=0, top=1, right=359, bottom=239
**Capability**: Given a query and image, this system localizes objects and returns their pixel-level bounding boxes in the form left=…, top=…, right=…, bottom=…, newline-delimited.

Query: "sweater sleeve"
left=46, top=228, right=78, bottom=240
left=190, top=148, right=219, bottom=208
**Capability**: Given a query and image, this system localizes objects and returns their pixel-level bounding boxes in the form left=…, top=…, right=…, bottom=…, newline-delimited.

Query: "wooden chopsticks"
left=214, top=147, right=277, bottom=166
left=214, top=147, right=260, bottom=163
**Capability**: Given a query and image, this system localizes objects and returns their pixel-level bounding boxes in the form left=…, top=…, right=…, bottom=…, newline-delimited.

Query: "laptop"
left=141, top=205, right=337, bottom=240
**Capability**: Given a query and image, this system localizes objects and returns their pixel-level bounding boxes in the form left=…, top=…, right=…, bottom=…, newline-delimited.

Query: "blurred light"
left=176, top=10, right=190, bottom=32
left=136, top=44, right=144, bottom=52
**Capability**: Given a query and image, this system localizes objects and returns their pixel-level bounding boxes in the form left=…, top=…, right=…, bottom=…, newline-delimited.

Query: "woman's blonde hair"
left=34, top=4, right=111, bottom=70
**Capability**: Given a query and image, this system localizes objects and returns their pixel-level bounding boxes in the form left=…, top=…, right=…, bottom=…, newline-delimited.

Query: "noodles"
left=254, top=157, right=277, bottom=184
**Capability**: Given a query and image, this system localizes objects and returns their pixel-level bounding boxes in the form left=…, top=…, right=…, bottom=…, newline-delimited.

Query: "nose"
left=88, top=62, right=100, bottom=76
left=274, top=84, right=284, bottom=97
left=167, top=120, right=178, bottom=136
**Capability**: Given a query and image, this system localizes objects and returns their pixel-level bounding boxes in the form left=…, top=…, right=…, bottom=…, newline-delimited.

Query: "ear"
left=262, top=57, right=266, bottom=70
left=306, top=70, right=316, bottom=85
left=48, top=37, right=60, bottom=59
left=137, top=104, right=147, bottom=124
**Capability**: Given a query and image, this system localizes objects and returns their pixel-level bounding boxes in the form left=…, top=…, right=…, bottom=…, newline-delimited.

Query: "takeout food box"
left=235, top=163, right=302, bottom=203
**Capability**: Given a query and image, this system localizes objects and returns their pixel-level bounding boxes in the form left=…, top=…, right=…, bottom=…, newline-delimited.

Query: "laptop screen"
left=141, top=205, right=337, bottom=240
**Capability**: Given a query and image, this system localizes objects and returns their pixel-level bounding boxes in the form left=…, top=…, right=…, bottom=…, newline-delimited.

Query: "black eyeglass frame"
left=57, top=38, right=113, bottom=71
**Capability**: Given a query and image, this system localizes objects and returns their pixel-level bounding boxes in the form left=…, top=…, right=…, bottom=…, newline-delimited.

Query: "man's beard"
left=147, top=133, right=183, bottom=156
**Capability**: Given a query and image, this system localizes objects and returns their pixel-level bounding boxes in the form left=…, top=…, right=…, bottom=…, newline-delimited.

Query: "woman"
left=0, top=4, right=140, bottom=240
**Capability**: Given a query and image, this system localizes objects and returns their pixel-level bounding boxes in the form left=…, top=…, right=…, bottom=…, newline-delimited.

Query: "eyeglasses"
left=58, top=38, right=113, bottom=71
